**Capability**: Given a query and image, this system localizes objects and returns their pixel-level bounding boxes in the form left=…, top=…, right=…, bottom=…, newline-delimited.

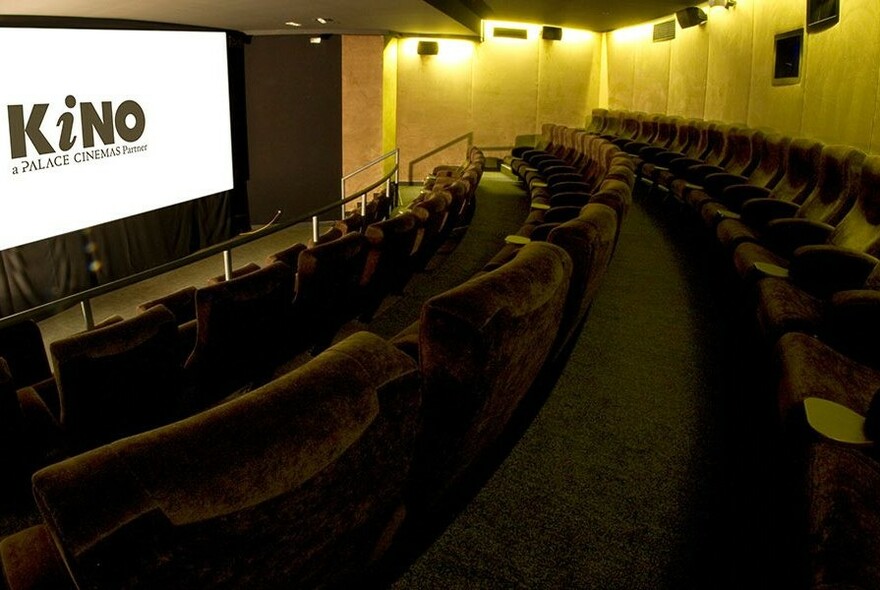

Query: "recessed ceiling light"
left=315, top=17, right=334, bottom=24
left=284, top=21, right=302, bottom=27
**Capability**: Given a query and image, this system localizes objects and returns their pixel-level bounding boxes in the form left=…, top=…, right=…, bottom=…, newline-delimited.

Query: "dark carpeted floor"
left=388, top=183, right=792, bottom=589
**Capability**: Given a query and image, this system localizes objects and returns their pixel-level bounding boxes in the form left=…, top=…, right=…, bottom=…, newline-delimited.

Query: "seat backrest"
left=406, top=241, right=572, bottom=496
left=0, top=319, right=50, bottom=389
left=294, top=232, right=369, bottom=352
left=186, top=260, right=295, bottom=400
left=666, top=118, right=693, bottom=154
left=360, top=211, right=423, bottom=318
left=747, top=133, right=791, bottom=189
left=547, top=203, right=618, bottom=352
left=29, top=331, right=421, bottom=589
left=653, top=116, right=677, bottom=149
left=586, top=108, right=608, bottom=134
left=724, top=128, right=763, bottom=176
left=829, top=155, right=880, bottom=255
left=796, top=145, right=866, bottom=225
left=769, top=137, right=824, bottom=203
left=50, top=305, right=184, bottom=450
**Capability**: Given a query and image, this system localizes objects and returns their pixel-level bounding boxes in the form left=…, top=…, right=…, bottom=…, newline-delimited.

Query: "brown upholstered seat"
left=393, top=241, right=572, bottom=504
left=49, top=305, right=185, bottom=451
left=0, top=332, right=421, bottom=590
left=699, top=133, right=791, bottom=227
left=731, top=146, right=867, bottom=281
left=185, top=260, right=295, bottom=403
left=715, top=138, right=823, bottom=251
left=359, top=211, right=424, bottom=321
left=293, top=232, right=368, bottom=353
left=802, top=441, right=880, bottom=590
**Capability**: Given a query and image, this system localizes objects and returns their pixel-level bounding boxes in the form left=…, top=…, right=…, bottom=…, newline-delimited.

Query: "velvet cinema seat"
left=185, top=260, right=295, bottom=404
left=801, top=440, right=880, bottom=590
left=731, top=145, right=867, bottom=282
left=0, top=331, right=422, bottom=589
left=715, top=137, right=823, bottom=252
left=698, top=132, right=790, bottom=228
left=48, top=305, right=185, bottom=452
left=359, top=211, right=424, bottom=322
left=291, top=232, right=368, bottom=354
left=393, top=241, right=572, bottom=505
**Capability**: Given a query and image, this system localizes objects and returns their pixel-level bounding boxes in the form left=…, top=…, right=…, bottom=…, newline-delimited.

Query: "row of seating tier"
left=595, top=107, right=880, bottom=590
left=0, top=141, right=630, bottom=588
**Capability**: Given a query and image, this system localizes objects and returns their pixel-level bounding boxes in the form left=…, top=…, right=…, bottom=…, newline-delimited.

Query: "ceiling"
left=0, top=0, right=698, bottom=36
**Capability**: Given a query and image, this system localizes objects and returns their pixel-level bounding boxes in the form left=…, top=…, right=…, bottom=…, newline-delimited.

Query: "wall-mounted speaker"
left=417, top=41, right=439, bottom=55
left=675, top=7, right=707, bottom=28
left=542, top=26, right=563, bottom=41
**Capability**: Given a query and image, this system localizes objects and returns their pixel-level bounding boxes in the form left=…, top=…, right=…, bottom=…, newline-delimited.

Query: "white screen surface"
left=0, top=27, right=233, bottom=251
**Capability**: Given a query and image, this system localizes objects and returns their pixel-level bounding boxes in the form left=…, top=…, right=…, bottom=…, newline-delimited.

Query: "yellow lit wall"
left=342, top=35, right=385, bottom=197
left=606, top=0, right=880, bottom=152
left=395, top=23, right=599, bottom=182
left=382, top=37, right=398, bottom=174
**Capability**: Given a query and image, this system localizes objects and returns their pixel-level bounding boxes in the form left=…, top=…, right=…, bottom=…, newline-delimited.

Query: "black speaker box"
left=675, top=7, right=707, bottom=29
left=542, top=26, right=563, bottom=41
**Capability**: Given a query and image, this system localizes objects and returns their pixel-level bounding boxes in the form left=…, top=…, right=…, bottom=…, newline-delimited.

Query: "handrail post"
left=223, top=249, right=233, bottom=281
left=312, top=215, right=319, bottom=243
left=80, top=299, right=95, bottom=330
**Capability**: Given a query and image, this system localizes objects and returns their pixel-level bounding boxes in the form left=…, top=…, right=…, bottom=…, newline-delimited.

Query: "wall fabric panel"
left=245, top=35, right=343, bottom=224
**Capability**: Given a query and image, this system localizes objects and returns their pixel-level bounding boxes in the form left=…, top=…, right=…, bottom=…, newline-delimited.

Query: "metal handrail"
left=0, top=159, right=399, bottom=331
left=339, top=148, right=399, bottom=223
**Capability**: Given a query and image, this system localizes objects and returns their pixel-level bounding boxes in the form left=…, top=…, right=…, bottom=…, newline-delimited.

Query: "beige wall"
left=342, top=35, right=386, bottom=197
left=606, top=0, right=880, bottom=152
left=395, top=26, right=599, bottom=183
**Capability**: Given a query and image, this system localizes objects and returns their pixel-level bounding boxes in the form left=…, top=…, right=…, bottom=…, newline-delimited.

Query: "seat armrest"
left=752, top=262, right=790, bottom=278
left=789, top=246, right=880, bottom=296
left=505, top=235, right=532, bottom=245
left=763, top=218, right=835, bottom=257
left=714, top=209, right=741, bottom=222
left=530, top=202, right=551, bottom=210
left=803, top=397, right=873, bottom=446
left=638, top=146, right=667, bottom=160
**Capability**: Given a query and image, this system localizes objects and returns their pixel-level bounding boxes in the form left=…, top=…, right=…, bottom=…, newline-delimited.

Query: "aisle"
left=390, top=192, right=787, bottom=589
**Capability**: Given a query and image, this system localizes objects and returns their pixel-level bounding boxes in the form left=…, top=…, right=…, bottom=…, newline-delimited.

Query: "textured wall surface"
left=606, top=0, right=880, bottom=153
left=342, top=35, right=385, bottom=196
left=395, top=27, right=597, bottom=182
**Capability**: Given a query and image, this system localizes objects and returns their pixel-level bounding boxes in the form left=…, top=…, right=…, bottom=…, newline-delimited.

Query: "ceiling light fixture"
left=707, top=0, right=736, bottom=8
left=310, top=34, right=332, bottom=44
left=315, top=17, right=333, bottom=24
left=284, top=21, right=302, bottom=27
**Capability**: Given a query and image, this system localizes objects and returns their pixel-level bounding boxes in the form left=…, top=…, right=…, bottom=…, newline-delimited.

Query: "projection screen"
left=0, top=26, right=234, bottom=251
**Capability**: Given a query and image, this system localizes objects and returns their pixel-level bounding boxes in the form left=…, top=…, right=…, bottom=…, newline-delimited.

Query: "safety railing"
left=0, top=155, right=400, bottom=332
left=338, top=148, right=399, bottom=226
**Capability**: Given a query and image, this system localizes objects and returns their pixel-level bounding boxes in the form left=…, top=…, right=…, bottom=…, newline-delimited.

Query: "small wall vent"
left=493, top=27, right=528, bottom=39
left=653, top=20, right=676, bottom=42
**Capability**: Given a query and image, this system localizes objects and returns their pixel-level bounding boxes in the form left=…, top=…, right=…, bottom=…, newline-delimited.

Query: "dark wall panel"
left=245, top=35, right=343, bottom=224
